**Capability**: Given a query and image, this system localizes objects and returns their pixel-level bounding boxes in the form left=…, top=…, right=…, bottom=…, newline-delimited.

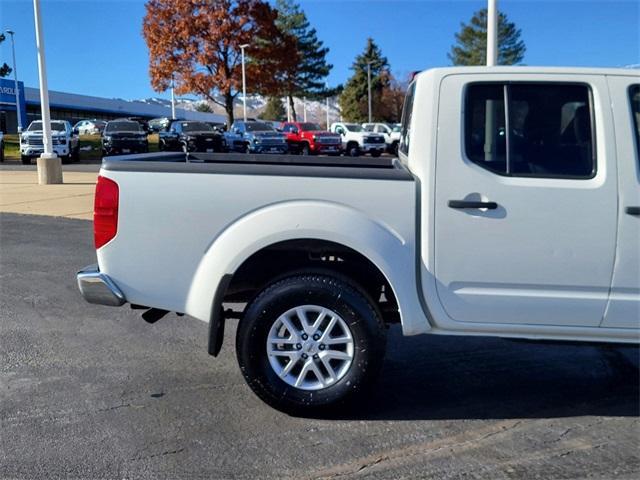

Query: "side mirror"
left=292, top=128, right=299, bottom=134
left=73, top=128, right=79, bottom=135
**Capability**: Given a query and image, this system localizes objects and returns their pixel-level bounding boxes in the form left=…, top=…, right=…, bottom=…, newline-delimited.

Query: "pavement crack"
left=128, top=447, right=185, bottom=462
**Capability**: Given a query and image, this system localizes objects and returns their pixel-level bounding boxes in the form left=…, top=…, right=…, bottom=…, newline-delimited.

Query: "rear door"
left=601, top=77, right=640, bottom=329
left=432, top=73, right=617, bottom=327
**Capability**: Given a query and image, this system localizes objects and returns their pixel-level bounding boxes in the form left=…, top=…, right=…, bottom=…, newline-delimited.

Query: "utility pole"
left=303, top=97, right=307, bottom=122
left=5, top=30, right=23, bottom=132
left=367, top=62, right=373, bottom=123
left=170, top=75, right=176, bottom=119
left=240, top=44, right=249, bottom=122
left=484, top=0, right=498, bottom=162
left=33, top=0, right=62, bottom=184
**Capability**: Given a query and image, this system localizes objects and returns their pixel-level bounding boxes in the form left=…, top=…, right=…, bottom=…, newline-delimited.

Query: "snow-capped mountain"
left=132, top=94, right=341, bottom=123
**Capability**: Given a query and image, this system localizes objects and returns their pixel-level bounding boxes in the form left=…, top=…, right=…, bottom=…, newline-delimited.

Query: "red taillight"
left=94, top=175, right=119, bottom=249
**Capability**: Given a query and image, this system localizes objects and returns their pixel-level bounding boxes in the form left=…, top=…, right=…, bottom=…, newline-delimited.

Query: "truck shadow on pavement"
left=326, top=326, right=639, bottom=421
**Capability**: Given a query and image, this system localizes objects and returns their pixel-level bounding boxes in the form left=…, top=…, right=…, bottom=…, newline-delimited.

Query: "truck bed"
left=102, top=152, right=413, bottom=181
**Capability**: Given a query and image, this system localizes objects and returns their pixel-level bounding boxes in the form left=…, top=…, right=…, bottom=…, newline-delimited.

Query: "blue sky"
left=0, top=0, right=638, bottom=102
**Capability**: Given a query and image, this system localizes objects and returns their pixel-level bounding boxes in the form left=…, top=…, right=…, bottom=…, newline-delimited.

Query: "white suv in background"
left=329, top=122, right=386, bottom=157
left=362, top=122, right=401, bottom=154
left=73, top=119, right=106, bottom=135
left=20, top=120, right=80, bottom=164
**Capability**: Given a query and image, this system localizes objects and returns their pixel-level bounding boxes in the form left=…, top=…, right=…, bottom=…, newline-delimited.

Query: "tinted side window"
left=465, top=83, right=595, bottom=178
left=399, top=81, right=416, bottom=155
left=630, top=85, right=640, bottom=160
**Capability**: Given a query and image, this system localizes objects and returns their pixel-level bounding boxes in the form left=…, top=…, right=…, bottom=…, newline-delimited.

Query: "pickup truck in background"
left=20, top=120, right=79, bottom=164
left=78, top=67, right=640, bottom=414
left=362, top=122, right=401, bottom=154
left=280, top=121, right=342, bottom=155
left=158, top=120, right=224, bottom=153
left=102, top=120, right=149, bottom=157
left=224, top=120, right=288, bottom=154
left=330, top=122, right=386, bottom=157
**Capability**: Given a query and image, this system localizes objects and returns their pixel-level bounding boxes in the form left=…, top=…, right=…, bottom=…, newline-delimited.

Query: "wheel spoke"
left=320, top=356, right=338, bottom=383
left=295, top=360, right=313, bottom=387
left=308, top=361, right=327, bottom=388
left=279, top=355, right=300, bottom=378
left=322, top=350, right=351, bottom=361
left=280, top=316, right=301, bottom=341
left=295, top=307, right=313, bottom=335
left=267, top=336, right=298, bottom=345
left=318, top=315, right=337, bottom=342
left=323, top=335, right=353, bottom=346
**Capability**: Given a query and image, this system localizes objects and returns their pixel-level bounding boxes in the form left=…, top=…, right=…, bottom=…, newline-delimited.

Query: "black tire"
left=0, top=141, right=4, bottom=162
left=61, top=154, right=72, bottom=164
left=236, top=273, right=387, bottom=415
left=72, top=144, right=80, bottom=162
left=158, top=139, right=165, bottom=151
left=371, top=150, right=381, bottom=158
left=346, top=143, right=360, bottom=157
left=300, top=143, right=311, bottom=156
left=21, top=155, right=31, bottom=165
left=392, top=141, right=399, bottom=156
left=244, top=143, right=252, bottom=154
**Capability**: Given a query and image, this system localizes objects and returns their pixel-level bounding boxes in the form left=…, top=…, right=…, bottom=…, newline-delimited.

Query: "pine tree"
left=259, top=97, right=286, bottom=121
left=339, top=38, right=390, bottom=123
left=0, top=34, right=12, bottom=78
left=448, top=8, right=526, bottom=66
left=275, top=0, right=332, bottom=121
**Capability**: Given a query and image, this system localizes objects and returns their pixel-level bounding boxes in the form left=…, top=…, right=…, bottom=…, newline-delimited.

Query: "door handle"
left=448, top=200, right=498, bottom=210
left=626, top=206, right=640, bottom=216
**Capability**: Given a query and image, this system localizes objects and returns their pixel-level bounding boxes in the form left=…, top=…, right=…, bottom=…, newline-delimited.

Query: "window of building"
left=465, top=83, right=595, bottom=178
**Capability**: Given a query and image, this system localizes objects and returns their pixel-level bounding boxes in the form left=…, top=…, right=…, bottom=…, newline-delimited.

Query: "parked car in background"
left=205, top=121, right=227, bottom=133
left=330, top=122, right=386, bottom=157
left=225, top=120, right=288, bottom=154
left=148, top=117, right=183, bottom=133
left=113, top=117, right=150, bottom=133
left=158, top=120, right=224, bottom=153
left=280, top=121, right=342, bottom=155
left=0, top=131, right=4, bottom=162
left=102, top=120, right=148, bottom=156
left=362, top=122, right=401, bottom=154
left=73, top=119, right=106, bottom=135
left=20, top=120, right=79, bottom=164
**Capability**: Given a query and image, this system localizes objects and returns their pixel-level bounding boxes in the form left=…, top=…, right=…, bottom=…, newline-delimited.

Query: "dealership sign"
left=0, top=77, right=27, bottom=129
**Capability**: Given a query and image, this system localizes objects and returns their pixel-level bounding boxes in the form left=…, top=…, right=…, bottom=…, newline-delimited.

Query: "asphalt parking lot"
left=1, top=212, right=639, bottom=479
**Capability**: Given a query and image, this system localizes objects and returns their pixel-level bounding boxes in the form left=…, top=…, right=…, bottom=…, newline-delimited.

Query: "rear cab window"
left=465, top=83, right=596, bottom=179
left=629, top=84, right=640, bottom=162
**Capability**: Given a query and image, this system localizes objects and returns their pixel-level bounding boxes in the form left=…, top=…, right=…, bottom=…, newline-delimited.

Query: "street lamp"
left=5, top=30, right=23, bottom=132
left=367, top=61, right=373, bottom=123
left=32, top=0, right=62, bottom=184
left=170, top=74, right=176, bottom=119
left=239, top=44, right=249, bottom=122
left=487, top=0, right=498, bottom=66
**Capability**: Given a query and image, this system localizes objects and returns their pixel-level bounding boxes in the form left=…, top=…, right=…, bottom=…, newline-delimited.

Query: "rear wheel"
left=236, top=273, right=386, bottom=415
left=21, top=155, right=31, bottom=165
left=300, top=143, right=311, bottom=156
left=0, top=141, right=4, bottom=162
left=371, top=150, right=381, bottom=158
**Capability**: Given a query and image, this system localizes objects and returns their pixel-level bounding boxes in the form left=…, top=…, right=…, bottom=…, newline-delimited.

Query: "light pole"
left=5, top=30, right=23, bottom=132
left=33, top=0, right=62, bottom=184
left=303, top=96, right=307, bottom=122
left=487, top=0, right=498, bottom=66
left=240, top=44, right=249, bottom=122
left=367, top=61, right=373, bottom=123
left=170, top=74, right=176, bottom=119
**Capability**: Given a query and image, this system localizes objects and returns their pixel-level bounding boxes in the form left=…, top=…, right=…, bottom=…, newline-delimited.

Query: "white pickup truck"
left=329, top=122, right=386, bottom=157
left=78, top=67, right=640, bottom=414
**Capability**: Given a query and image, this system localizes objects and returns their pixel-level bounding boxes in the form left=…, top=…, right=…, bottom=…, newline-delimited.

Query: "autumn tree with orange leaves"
left=143, top=0, right=297, bottom=125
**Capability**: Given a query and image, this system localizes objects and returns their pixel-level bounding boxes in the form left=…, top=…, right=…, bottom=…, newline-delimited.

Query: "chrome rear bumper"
left=77, top=264, right=126, bottom=306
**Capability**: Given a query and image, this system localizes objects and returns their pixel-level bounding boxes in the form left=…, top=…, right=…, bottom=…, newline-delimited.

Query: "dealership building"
left=0, top=77, right=225, bottom=133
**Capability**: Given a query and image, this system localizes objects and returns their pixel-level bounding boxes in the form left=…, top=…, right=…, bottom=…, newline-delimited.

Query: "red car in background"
left=280, top=122, right=342, bottom=155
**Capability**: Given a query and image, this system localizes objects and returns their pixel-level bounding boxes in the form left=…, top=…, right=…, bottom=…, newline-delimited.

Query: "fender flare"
left=184, top=200, right=421, bottom=354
